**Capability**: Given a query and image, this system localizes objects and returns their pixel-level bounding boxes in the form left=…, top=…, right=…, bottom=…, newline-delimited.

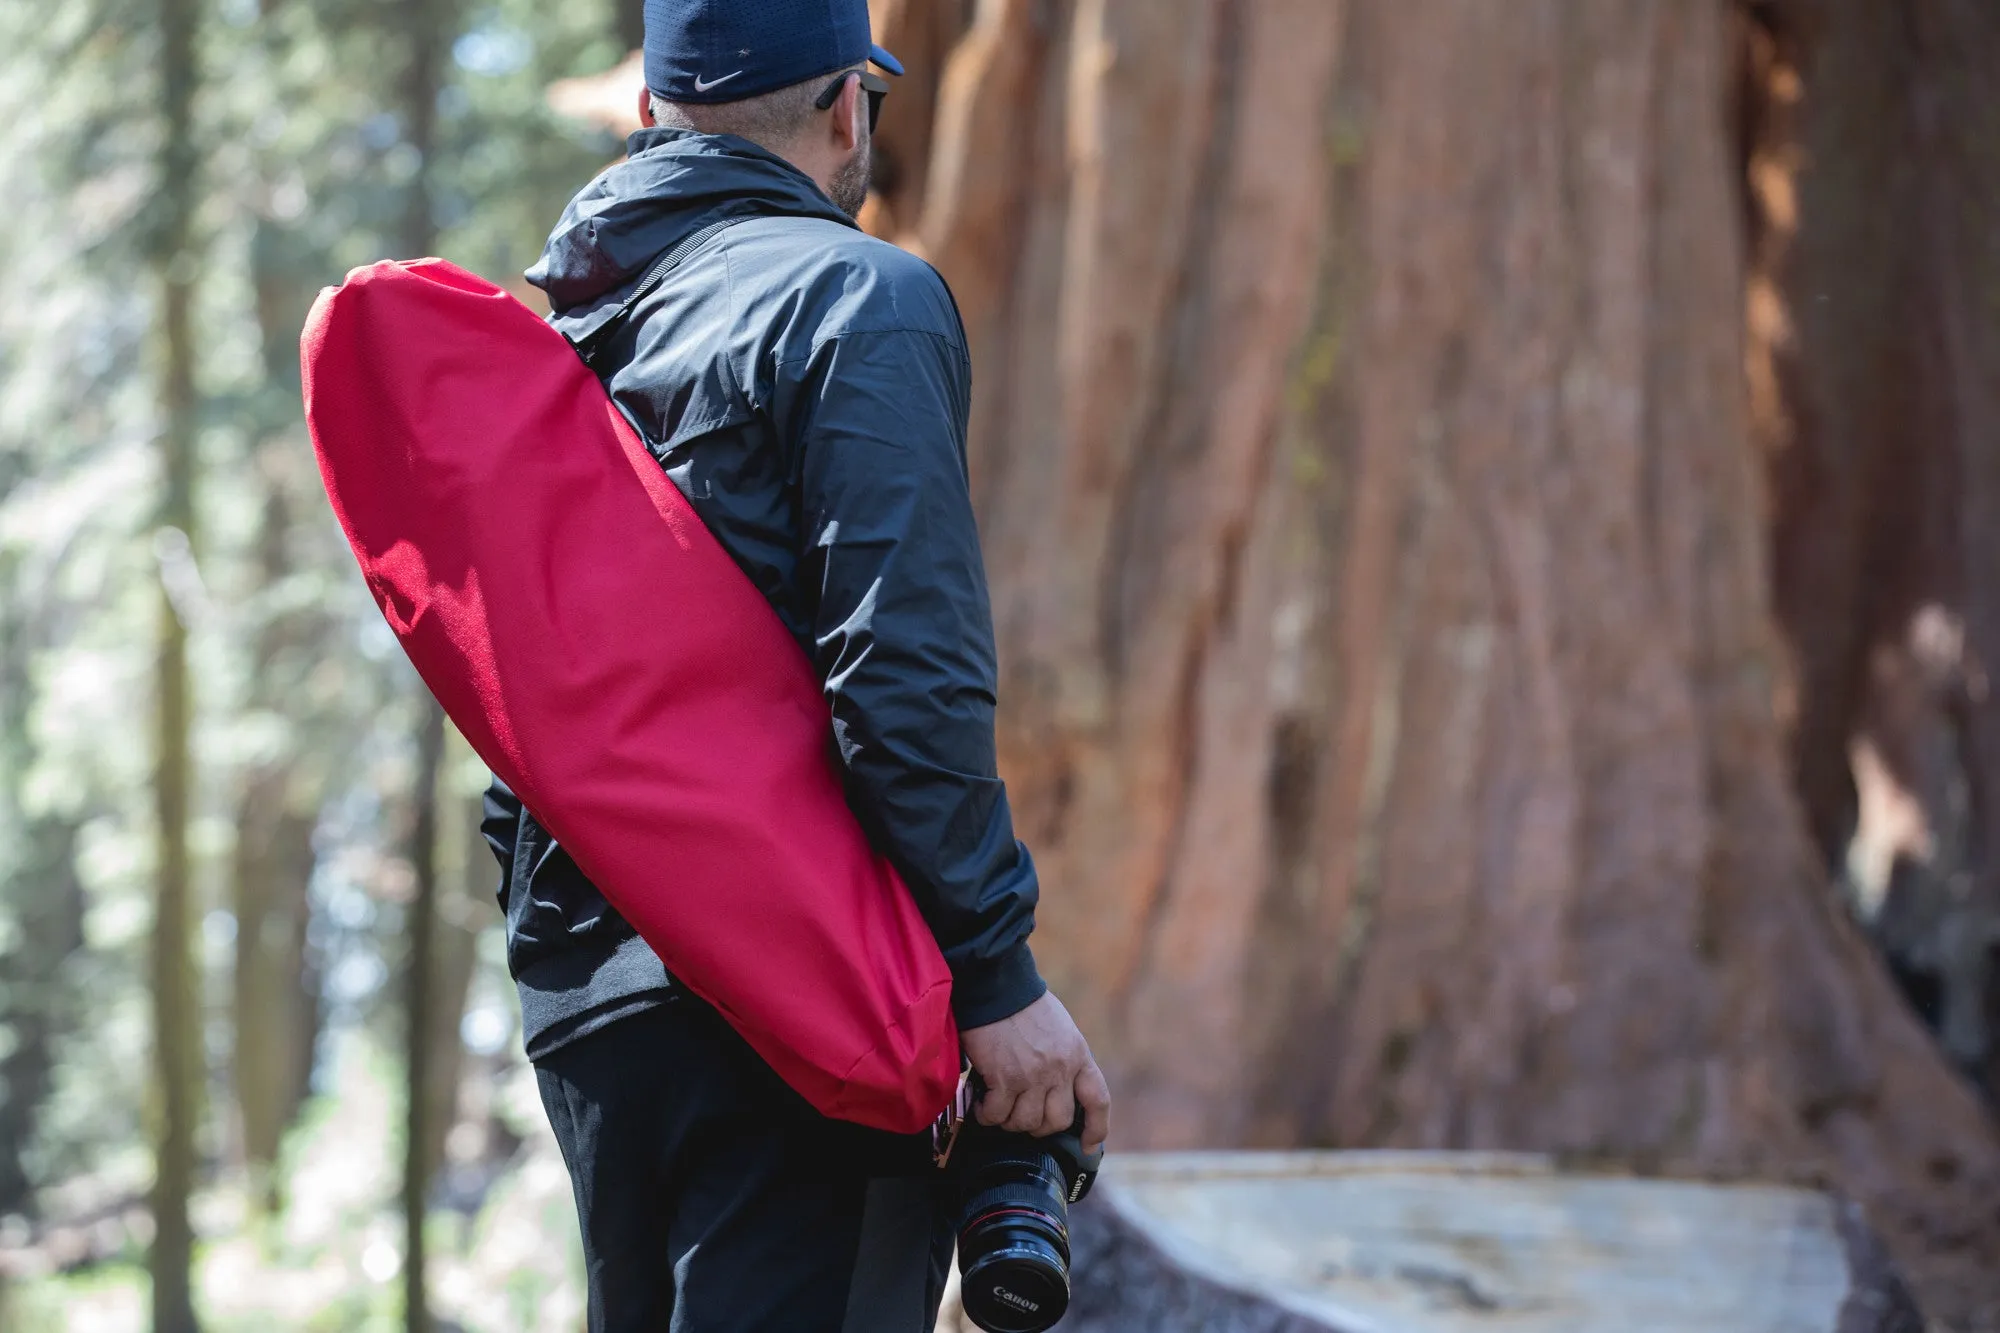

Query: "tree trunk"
left=901, top=0, right=2000, bottom=1323
left=917, top=2, right=1343, bottom=1126
left=229, top=449, right=324, bottom=1210
left=415, top=730, right=487, bottom=1201
left=1049, top=1155, right=1925, bottom=1333
left=224, top=3, right=369, bottom=1204
left=1746, top=0, right=2000, bottom=1103
left=149, top=0, right=202, bottom=1326
left=862, top=0, right=973, bottom=237
left=0, top=558, right=87, bottom=1219
left=396, top=6, right=454, bottom=1330
left=613, top=0, right=645, bottom=57
left=403, top=699, right=446, bottom=1333
left=0, top=816, right=84, bottom=1218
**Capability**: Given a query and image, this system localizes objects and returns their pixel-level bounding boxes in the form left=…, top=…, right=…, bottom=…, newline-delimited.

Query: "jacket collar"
left=527, top=129, right=857, bottom=329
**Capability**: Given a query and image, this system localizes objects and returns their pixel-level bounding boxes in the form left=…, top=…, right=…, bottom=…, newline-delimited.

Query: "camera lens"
left=955, top=1152, right=1073, bottom=1333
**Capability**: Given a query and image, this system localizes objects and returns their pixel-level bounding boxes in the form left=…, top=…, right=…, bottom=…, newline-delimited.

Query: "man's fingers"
left=976, top=1085, right=1020, bottom=1128
left=1033, top=1082, right=1077, bottom=1138
left=1002, top=1089, right=1047, bottom=1135
left=1075, top=1061, right=1111, bottom=1154
left=960, top=991, right=1109, bottom=1144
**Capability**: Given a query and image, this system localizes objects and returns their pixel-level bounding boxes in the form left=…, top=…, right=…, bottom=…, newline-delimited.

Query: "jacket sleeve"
left=481, top=776, right=523, bottom=911
left=786, top=325, right=1047, bottom=1030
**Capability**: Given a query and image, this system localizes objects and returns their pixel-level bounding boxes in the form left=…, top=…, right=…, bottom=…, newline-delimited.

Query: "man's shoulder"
left=726, top=215, right=937, bottom=286
left=723, top=218, right=962, bottom=352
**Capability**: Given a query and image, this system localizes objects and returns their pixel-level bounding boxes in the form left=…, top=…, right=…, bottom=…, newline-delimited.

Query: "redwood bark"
left=864, top=0, right=973, bottom=237
left=917, top=2, right=1342, bottom=1153
left=900, top=0, right=2000, bottom=1323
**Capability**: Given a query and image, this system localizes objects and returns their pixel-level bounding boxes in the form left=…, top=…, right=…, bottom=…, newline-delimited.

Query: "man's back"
left=482, top=5, right=1106, bottom=1326
left=488, top=129, right=1046, bottom=1069
left=542, top=132, right=974, bottom=655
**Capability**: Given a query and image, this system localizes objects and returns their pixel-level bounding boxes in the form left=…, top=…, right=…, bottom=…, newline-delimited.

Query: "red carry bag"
left=300, top=257, right=960, bottom=1134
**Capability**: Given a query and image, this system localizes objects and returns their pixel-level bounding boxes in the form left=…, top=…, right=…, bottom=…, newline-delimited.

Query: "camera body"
left=940, top=1086, right=1104, bottom=1333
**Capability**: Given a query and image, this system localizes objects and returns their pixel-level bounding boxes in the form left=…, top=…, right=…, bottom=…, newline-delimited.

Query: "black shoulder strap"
left=569, top=214, right=747, bottom=374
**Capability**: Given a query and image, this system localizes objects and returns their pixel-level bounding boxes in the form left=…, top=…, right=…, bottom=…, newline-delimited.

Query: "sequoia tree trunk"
left=895, top=0, right=2000, bottom=1323
left=861, top=0, right=973, bottom=237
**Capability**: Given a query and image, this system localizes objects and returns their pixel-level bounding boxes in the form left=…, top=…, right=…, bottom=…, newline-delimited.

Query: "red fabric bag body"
left=300, top=258, right=960, bottom=1134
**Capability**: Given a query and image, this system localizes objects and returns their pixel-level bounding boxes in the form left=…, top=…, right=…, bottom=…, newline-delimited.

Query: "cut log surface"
left=1048, top=1153, right=1923, bottom=1333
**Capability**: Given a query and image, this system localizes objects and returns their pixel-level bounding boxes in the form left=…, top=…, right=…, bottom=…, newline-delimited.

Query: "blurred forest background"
left=1, top=0, right=1998, bottom=1330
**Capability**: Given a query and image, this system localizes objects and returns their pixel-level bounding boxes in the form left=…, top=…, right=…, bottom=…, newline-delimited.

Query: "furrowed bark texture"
left=918, top=0, right=1344, bottom=1151
left=900, top=0, right=2000, bottom=1323
left=864, top=0, right=974, bottom=237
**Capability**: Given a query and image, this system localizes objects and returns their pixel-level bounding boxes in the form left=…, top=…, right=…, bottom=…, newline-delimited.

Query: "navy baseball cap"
left=644, top=0, right=903, bottom=104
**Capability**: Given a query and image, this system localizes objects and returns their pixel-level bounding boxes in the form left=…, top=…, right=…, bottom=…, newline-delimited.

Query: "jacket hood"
left=526, top=128, right=858, bottom=316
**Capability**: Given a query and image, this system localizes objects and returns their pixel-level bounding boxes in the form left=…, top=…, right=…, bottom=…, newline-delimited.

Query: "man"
left=479, top=2, right=1110, bottom=1329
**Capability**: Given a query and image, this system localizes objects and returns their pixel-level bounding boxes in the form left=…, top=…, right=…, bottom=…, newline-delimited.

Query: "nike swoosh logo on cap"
left=692, top=70, right=744, bottom=92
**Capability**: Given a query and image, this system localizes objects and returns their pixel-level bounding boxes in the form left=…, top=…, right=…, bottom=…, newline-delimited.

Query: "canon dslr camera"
left=937, top=1078, right=1104, bottom=1333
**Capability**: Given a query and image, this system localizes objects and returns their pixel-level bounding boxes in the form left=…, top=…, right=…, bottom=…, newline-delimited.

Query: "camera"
left=938, top=1081, right=1104, bottom=1333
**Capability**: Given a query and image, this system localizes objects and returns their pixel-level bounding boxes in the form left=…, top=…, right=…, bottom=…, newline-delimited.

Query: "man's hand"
left=959, top=990, right=1111, bottom=1154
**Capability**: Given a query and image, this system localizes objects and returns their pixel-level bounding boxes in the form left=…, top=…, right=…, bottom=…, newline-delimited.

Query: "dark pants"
left=534, top=998, right=957, bottom=1333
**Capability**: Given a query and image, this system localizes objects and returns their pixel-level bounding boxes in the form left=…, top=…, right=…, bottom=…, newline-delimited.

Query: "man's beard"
left=828, top=136, right=872, bottom=220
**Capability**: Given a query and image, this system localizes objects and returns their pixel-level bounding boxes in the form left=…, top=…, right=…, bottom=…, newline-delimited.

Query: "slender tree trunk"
left=396, top=6, right=453, bottom=1329
left=0, top=556, right=87, bottom=1218
left=229, top=458, right=322, bottom=1209
left=230, top=195, right=333, bottom=1205
left=0, top=822, right=83, bottom=1216
left=614, top=0, right=645, bottom=57
left=149, top=0, right=202, bottom=1325
left=416, top=730, right=486, bottom=1199
left=402, top=703, right=445, bottom=1333
left=226, top=5, right=349, bottom=1197
left=904, top=0, right=2000, bottom=1323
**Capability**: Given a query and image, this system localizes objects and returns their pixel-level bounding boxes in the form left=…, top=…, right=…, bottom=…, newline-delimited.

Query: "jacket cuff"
left=949, top=941, right=1047, bottom=1030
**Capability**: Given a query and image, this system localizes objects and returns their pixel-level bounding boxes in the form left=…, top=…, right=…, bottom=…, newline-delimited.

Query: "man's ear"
left=637, top=85, right=657, bottom=128
left=829, top=73, right=862, bottom=154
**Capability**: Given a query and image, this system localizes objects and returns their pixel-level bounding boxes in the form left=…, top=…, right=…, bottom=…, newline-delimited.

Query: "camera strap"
left=931, top=1061, right=978, bottom=1169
